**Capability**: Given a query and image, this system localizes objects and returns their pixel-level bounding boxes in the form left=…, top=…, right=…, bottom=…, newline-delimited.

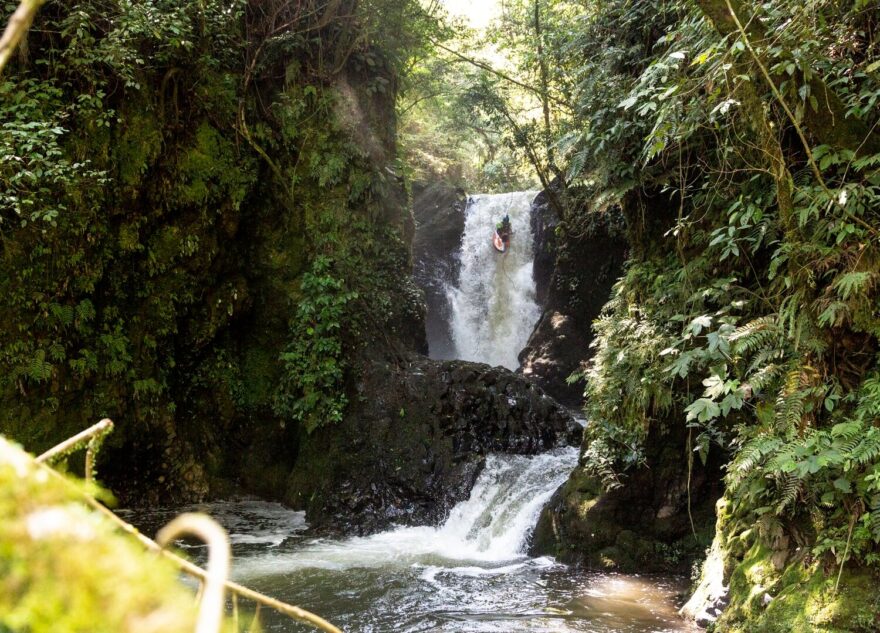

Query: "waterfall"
left=233, top=447, right=577, bottom=578
left=448, top=192, right=541, bottom=370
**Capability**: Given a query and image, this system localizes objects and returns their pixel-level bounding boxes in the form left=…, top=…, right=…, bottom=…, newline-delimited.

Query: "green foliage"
left=727, top=374, right=880, bottom=566
left=0, top=0, right=439, bottom=498
left=0, top=437, right=199, bottom=632
left=276, top=257, right=357, bottom=434
left=508, top=0, right=880, bottom=581
left=0, top=78, right=107, bottom=225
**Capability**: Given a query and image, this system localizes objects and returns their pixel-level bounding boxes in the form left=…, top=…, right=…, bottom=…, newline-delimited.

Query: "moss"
left=693, top=494, right=880, bottom=632
left=239, top=345, right=277, bottom=409
left=720, top=556, right=880, bottom=632
left=0, top=437, right=199, bottom=633
left=175, top=122, right=254, bottom=208
left=0, top=0, right=416, bottom=508
left=116, top=107, right=163, bottom=189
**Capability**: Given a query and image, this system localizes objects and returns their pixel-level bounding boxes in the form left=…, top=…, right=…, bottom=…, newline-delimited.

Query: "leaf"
left=833, top=478, right=852, bottom=493
left=703, top=374, right=725, bottom=398
left=721, top=392, right=744, bottom=415
left=685, top=398, right=721, bottom=423
left=687, top=315, right=713, bottom=336
left=618, top=95, right=638, bottom=110
left=666, top=350, right=696, bottom=378
left=834, top=271, right=874, bottom=300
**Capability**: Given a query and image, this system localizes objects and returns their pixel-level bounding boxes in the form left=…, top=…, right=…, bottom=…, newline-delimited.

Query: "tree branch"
left=0, top=0, right=45, bottom=75
left=430, top=38, right=570, bottom=110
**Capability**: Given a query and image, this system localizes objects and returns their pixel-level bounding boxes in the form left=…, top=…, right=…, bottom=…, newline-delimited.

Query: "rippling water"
left=125, top=449, right=695, bottom=633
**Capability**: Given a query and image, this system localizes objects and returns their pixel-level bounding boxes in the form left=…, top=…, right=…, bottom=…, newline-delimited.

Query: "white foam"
left=448, top=192, right=542, bottom=370
left=233, top=448, right=577, bottom=580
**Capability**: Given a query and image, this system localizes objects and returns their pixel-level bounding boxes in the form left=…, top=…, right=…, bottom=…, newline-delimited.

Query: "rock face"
left=285, top=355, right=579, bottom=535
left=519, top=190, right=627, bottom=406
left=411, top=182, right=467, bottom=359
left=530, top=416, right=724, bottom=573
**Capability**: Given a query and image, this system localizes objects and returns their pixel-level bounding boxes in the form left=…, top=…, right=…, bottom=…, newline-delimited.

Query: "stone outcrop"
left=411, top=182, right=467, bottom=359
left=285, top=355, right=580, bottom=535
left=519, top=189, right=627, bottom=406
left=530, top=403, right=724, bottom=573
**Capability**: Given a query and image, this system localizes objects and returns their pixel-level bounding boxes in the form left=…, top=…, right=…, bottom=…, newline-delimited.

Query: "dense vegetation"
left=0, top=0, right=438, bottom=499
left=575, top=0, right=880, bottom=580
left=4, top=0, right=880, bottom=629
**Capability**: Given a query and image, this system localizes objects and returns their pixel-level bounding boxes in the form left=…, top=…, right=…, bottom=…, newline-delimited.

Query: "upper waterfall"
left=448, top=192, right=541, bottom=369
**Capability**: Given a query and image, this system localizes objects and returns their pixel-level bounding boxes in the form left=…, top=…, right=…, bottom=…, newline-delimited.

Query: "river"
left=124, top=449, right=694, bottom=632
left=125, top=191, right=696, bottom=632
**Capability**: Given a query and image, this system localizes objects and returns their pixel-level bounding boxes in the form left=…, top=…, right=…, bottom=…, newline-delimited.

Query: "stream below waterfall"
left=125, top=449, right=695, bottom=632
left=125, top=191, right=695, bottom=632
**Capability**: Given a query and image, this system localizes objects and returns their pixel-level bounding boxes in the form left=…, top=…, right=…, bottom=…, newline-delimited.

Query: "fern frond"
left=851, top=429, right=880, bottom=466
left=776, top=368, right=808, bottom=429
left=775, top=473, right=801, bottom=515
left=747, top=360, right=784, bottom=392
left=727, top=435, right=784, bottom=491
left=731, top=315, right=780, bottom=356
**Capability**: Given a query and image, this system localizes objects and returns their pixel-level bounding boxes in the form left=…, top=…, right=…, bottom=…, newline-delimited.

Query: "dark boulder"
left=519, top=192, right=627, bottom=406
left=411, top=182, right=467, bottom=360
left=285, top=355, right=579, bottom=535
left=530, top=418, right=724, bottom=573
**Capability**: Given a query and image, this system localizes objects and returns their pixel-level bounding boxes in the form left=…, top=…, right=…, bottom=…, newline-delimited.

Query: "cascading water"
left=127, top=190, right=692, bottom=631
left=232, top=447, right=578, bottom=578
left=128, top=452, right=690, bottom=631
left=448, top=192, right=541, bottom=369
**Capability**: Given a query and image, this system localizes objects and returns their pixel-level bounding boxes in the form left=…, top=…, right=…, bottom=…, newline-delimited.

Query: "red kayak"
left=493, top=230, right=510, bottom=253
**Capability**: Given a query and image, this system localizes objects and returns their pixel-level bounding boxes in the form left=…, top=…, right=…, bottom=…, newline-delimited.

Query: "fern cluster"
left=559, top=0, right=880, bottom=572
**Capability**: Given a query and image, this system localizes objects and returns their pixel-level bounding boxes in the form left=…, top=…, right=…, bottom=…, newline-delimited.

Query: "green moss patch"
left=0, top=437, right=198, bottom=633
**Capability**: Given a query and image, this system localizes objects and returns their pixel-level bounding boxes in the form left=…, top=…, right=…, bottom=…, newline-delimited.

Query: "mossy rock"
left=718, top=548, right=880, bottom=633
left=0, top=437, right=199, bottom=633
left=687, top=497, right=880, bottom=632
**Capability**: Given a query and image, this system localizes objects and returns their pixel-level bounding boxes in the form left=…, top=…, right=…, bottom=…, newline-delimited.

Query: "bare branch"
left=0, top=0, right=45, bottom=76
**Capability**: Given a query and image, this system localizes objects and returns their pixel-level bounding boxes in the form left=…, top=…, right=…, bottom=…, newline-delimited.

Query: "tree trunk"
left=534, top=0, right=555, bottom=170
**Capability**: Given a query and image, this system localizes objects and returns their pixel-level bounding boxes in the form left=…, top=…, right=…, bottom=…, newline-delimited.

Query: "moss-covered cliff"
left=0, top=0, right=433, bottom=503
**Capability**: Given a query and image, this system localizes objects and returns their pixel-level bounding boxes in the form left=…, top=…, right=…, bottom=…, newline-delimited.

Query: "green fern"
left=26, top=349, right=53, bottom=382
left=775, top=473, right=801, bottom=515
left=832, top=271, right=877, bottom=301
left=730, top=315, right=781, bottom=355
left=851, top=430, right=880, bottom=467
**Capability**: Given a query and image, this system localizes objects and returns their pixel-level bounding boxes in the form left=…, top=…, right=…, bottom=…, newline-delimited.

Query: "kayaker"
left=496, top=215, right=511, bottom=240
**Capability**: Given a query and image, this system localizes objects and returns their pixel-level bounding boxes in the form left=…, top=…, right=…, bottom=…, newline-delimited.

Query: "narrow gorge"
left=3, top=0, right=880, bottom=631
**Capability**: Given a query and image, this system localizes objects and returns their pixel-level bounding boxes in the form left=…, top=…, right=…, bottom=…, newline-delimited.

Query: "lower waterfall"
left=233, top=447, right=578, bottom=578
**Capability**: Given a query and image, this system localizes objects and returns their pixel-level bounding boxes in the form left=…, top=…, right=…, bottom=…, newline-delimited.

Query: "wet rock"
left=518, top=189, right=627, bottom=406
left=285, top=355, right=579, bottom=535
left=530, top=419, right=724, bottom=573
left=411, top=181, right=467, bottom=360
left=680, top=520, right=730, bottom=625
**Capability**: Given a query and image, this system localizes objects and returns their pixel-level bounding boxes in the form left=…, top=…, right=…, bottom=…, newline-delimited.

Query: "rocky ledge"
left=518, top=189, right=627, bottom=406
left=530, top=420, right=723, bottom=573
left=411, top=181, right=467, bottom=359
left=285, top=355, right=580, bottom=535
